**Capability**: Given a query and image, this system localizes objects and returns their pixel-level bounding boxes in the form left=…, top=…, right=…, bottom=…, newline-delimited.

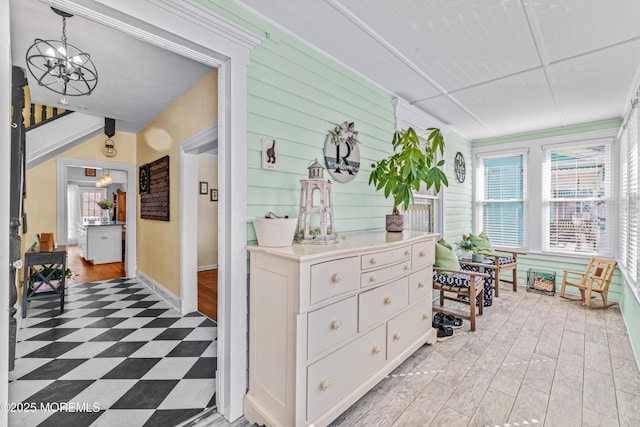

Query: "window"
left=475, top=152, right=527, bottom=248
left=402, top=135, right=441, bottom=233
left=543, top=142, right=612, bottom=256
left=80, top=188, right=107, bottom=217
left=619, top=103, right=639, bottom=290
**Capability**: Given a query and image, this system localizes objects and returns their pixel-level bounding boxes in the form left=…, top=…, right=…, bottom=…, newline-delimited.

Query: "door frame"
left=180, top=124, right=218, bottom=314
left=56, top=157, right=137, bottom=276
left=39, top=0, right=262, bottom=420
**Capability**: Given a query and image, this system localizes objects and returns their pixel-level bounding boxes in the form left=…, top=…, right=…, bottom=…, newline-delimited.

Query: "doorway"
left=56, top=157, right=137, bottom=279
left=65, top=165, right=127, bottom=283
left=15, top=1, right=260, bottom=421
left=196, top=153, right=219, bottom=321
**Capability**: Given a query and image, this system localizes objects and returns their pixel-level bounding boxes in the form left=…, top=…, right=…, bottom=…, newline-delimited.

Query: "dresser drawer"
left=361, top=245, right=411, bottom=270
left=358, top=277, right=408, bottom=332
left=360, top=260, right=411, bottom=288
left=412, top=240, right=435, bottom=269
left=409, top=266, right=432, bottom=304
left=310, top=257, right=359, bottom=305
left=387, top=298, right=432, bottom=361
left=307, top=296, right=357, bottom=359
left=307, top=324, right=386, bottom=422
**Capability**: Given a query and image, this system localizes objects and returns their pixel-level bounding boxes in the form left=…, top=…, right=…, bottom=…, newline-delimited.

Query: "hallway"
left=10, top=278, right=217, bottom=426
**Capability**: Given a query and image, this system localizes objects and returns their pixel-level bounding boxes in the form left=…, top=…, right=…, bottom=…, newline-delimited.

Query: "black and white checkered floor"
left=10, top=278, right=217, bottom=427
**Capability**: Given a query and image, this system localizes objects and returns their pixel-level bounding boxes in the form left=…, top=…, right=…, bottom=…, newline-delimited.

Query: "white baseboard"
left=136, top=270, right=182, bottom=314
left=197, top=264, right=218, bottom=272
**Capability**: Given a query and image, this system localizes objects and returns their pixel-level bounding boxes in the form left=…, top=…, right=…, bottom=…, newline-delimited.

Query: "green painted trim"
left=473, top=119, right=622, bottom=147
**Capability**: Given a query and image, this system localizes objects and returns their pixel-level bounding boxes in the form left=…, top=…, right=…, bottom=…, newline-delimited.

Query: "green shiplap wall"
left=442, top=131, right=473, bottom=243
left=621, top=281, right=640, bottom=361
left=199, top=0, right=456, bottom=242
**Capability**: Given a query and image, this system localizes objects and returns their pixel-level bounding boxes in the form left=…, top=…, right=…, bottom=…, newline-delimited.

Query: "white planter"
left=253, top=217, right=298, bottom=247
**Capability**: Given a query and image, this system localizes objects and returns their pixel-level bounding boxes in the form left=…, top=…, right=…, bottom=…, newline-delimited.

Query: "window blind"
left=619, top=105, right=638, bottom=285
left=478, top=153, right=527, bottom=248
left=543, top=142, right=612, bottom=256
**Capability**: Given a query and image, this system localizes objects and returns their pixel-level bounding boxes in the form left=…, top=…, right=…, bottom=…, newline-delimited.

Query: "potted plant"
left=96, top=199, right=115, bottom=223
left=369, top=127, right=449, bottom=231
left=29, top=267, right=75, bottom=293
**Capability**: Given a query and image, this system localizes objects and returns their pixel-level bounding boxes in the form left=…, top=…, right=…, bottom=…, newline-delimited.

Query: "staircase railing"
left=22, top=86, right=72, bottom=131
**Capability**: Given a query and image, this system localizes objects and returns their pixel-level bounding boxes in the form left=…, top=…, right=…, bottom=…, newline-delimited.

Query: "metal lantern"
left=297, top=160, right=336, bottom=244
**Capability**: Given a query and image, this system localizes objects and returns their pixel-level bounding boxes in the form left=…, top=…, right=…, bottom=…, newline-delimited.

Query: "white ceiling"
left=236, top=0, right=640, bottom=141
left=9, top=0, right=211, bottom=133
left=9, top=1, right=640, bottom=141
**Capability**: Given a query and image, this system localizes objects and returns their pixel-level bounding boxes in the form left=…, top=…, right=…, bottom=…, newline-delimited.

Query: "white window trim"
left=474, top=149, right=528, bottom=250
left=541, top=140, right=613, bottom=257
left=473, top=128, right=618, bottom=260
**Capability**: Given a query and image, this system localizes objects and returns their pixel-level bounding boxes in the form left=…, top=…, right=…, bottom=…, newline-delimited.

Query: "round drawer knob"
left=330, top=320, right=341, bottom=330
left=320, top=379, right=331, bottom=391
left=393, top=331, right=401, bottom=341
left=404, top=264, right=410, bottom=271
left=404, top=250, right=410, bottom=256
left=370, top=258, right=377, bottom=265
left=418, top=281, right=425, bottom=288
left=423, top=313, right=430, bottom=321
left=419, top=250, right=426, bottom=257
left=372, top=344, right=381, bottom=355
left=332, top=273, right=343, bottom=284
left=384, top=296, right=392, bottom=305
left=369, top=276, right=377, bottom=283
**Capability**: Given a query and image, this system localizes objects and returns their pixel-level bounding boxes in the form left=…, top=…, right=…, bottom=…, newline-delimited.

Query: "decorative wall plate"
left=454, top=152, right=466, bottom=183
left=323, top=121, right=360, bottom=183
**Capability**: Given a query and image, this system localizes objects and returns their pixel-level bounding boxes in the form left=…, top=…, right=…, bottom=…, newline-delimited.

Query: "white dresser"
left=245, top=231, right=437, bottom=427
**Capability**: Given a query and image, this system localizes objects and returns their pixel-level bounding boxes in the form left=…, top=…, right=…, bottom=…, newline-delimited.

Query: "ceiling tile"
left=549, top=39, right=640, bottom=126
left=527, top=0, right=640, bottom=62
left=451, top=69, right=564, bottom=138
left=339, top=0, right=542, bottom=92
left=413, top=96, right=494, bottom=140
left=240, top=0, right=441, bottom=100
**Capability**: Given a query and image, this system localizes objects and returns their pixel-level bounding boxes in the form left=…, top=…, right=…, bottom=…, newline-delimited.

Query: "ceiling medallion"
left=25, top=7, right=98, bottom=96
left=454, top=152, right=466, bottom=183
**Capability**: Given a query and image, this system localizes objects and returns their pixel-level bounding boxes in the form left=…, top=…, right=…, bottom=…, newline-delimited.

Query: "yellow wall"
left=21, top=130, right=136, bottom=282
left=136, top=68, right=218, bottom=296
left=197, top=155, right=218, bottom=267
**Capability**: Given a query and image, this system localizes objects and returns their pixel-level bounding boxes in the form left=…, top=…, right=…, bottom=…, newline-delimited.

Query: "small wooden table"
left=22, top=246, right=67, bottom=318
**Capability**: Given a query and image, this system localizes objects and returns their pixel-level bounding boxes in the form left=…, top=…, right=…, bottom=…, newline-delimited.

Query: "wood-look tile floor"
left=195, top=282, right=640, bottom=427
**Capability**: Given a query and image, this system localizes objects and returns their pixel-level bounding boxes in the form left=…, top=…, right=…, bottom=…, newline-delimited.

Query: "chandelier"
left=25, top=7, right=98, bottom=96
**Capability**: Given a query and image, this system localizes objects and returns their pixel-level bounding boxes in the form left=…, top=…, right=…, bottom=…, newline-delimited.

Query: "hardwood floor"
left=66, top=245, right=125, bottom=284
left=198, top=268, right=218, bottom=321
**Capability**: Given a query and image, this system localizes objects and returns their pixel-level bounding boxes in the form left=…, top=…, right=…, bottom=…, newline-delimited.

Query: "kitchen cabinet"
left=77, top=223, right=122, bottom=264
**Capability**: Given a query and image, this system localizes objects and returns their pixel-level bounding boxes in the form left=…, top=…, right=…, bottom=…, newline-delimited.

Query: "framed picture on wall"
left=85, top=168, right=96, bottom=177
left=200, top=181, right=208, bottom=194
left=210, top=189, right=218, bottom=201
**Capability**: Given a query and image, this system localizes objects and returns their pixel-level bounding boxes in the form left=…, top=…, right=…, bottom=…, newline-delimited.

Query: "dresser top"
left=248, top=230, right=438, bottom=261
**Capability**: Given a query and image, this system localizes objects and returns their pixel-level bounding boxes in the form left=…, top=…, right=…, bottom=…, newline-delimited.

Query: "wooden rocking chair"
left=559, top=258, right=617, bottom=308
